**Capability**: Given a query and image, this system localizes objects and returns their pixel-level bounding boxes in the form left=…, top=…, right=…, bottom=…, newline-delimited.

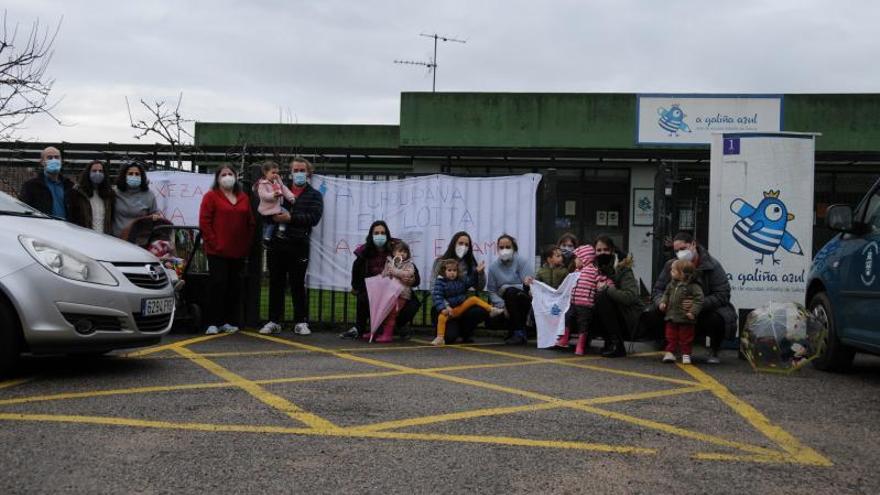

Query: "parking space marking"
left=132, top=341, right=506, bottom=360
left=0, top=360, right=556, bottom=408
left=247, top=333, right=786, bottom=458
left=123, top=333, right=228, bottom=357
left=0, top=332, right=831, bottom=465
left=680, top=364, right=833, bottom=466
left=356, top=386, right=707, bottom=433
left=172, top=346, right=339, bottom=430
left=0, top=412, right=657, bottom=455
left=0, top=377, right=33, bottom=391
left=415, top=339, right=704, bottom=387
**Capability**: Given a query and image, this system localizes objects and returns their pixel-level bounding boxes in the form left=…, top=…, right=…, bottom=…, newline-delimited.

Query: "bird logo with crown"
left=730, top=190, right=803, bottom=265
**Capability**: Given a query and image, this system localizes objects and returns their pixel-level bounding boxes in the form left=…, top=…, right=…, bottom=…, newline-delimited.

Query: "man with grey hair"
left=19, top=146, right=74, bottom=219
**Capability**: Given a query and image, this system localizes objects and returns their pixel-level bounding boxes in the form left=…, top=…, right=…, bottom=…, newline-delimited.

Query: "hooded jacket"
left=603, top=254, right=644, bottom=333
left=572, top=245, right=614, bottom=307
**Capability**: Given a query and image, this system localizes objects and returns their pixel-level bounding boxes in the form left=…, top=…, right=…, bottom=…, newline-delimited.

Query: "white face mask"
left=219, top=175, right=236, bottom=190
left=455, top=245, right=468, bottom=259
left=498, top=248, right=514, bottom=261
left=676, top=247, right=695, bottom=262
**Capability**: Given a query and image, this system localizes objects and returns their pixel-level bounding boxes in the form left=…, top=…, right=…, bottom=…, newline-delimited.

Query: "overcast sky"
left=7, top=0, right=879, bottom=143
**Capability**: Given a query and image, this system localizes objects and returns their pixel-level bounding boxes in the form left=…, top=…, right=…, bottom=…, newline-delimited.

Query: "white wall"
left=628, top=164, right=656, bottom=291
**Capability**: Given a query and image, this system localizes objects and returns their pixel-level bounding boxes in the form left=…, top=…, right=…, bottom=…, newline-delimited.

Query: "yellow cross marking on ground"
left=0, top=331, right=832, bottom=466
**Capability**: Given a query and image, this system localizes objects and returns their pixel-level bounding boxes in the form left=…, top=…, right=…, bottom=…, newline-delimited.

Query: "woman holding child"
left=486, top=234, right=534, bottom=345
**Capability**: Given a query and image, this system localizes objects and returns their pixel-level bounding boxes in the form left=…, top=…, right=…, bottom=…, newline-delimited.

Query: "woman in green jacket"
left=592, top=236, right=644, bottom=357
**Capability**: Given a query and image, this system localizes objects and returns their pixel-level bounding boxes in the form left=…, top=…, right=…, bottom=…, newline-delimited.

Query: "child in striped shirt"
left=570, top=244, right=615, bottom=355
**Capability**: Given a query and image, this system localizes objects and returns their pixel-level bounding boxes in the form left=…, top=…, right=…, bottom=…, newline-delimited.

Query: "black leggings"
left=207, top=255, right=244, bottom=327
left=591, top=292, right=627, bottom=344
left=502, top=288, right=531, bottom=334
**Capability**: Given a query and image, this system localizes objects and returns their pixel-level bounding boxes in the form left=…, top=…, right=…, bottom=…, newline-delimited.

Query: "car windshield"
left=0, top=191, right=46, bottom=217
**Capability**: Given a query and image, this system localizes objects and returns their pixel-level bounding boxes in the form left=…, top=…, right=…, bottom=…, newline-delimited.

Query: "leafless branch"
left=0, top=10, right=63, bottom=141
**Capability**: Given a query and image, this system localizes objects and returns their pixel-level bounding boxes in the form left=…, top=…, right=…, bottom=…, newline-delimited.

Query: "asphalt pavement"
left=1, top=330, right=879, bottom=494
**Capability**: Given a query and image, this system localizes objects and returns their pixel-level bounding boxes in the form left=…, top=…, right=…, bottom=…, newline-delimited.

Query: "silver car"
left=0, top=191, right=175, bottom=374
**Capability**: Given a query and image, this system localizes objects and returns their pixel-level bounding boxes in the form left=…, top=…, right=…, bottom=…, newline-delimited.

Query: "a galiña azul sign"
left=708, top=132, right=815, bottom=310
left=637, top=94, right=782, bottom=145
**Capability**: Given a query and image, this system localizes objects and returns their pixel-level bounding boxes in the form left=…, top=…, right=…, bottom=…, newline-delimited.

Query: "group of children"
left=535, top=241, right=704, bottom=364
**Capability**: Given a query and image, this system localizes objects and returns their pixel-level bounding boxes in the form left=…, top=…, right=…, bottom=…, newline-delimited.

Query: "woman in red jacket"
left=199, top=165, right=255, bottom=335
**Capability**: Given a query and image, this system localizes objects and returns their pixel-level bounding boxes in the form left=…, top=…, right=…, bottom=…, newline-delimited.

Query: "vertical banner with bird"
left=709, top=132, right=816, bottom=311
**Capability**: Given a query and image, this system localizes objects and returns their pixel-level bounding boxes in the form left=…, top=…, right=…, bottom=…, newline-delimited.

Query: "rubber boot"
left=374, top=321, right=394, bottom=344
left=555, top=327, right=571, bottom=348
left=575, top=334, right=588, bottom=356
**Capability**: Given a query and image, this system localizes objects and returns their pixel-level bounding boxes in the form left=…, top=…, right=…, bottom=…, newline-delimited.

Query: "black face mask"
left=595, top=253, right=615, bottom=268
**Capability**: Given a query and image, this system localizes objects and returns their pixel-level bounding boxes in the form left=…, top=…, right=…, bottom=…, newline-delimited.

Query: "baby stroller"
left=121, top=216, right=209, bottom=333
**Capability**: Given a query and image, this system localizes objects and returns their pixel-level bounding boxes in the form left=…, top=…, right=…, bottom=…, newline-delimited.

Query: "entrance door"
left=553, top=170, right=629, bottom=250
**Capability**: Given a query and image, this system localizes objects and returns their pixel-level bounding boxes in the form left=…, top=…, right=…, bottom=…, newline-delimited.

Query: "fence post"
left=242, top=163, right=263, bottom=328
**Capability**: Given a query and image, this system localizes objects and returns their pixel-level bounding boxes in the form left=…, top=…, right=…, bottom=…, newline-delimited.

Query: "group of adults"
left=19, top=146, right=161, bottom=237
left=19, top=146, right=736, bottom=360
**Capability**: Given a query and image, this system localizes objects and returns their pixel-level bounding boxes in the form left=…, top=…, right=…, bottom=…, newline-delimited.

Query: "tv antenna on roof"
left=394, top=32, right=466, bottom=92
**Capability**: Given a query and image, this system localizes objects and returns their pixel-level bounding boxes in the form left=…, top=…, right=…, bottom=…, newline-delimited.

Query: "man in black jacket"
left=18, top=146, right=73, bottom=218
left=259, top=157, right=324, bottom=336
left=645, top=231, right=738, bottom=363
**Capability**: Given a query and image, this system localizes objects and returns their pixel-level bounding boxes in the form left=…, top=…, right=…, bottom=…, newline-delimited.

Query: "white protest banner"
left=637, top=94, right=782, bottom=145
left=308, top=173, right=542, bottom=291
left=149, top=170, right=214, bottom=226
left=709, top=132, right=815, bottom=310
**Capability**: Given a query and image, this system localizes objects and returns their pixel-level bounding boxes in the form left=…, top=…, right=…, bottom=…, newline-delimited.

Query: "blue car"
left=806, top=177, right=880, bottom=371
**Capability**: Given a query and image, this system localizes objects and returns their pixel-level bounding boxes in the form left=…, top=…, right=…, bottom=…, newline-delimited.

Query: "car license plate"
left=142, top=297, right=174, bottom=316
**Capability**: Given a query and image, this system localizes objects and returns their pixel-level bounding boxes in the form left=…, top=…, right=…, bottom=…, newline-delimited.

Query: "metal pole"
left=432, top=34, right=438, bottom=92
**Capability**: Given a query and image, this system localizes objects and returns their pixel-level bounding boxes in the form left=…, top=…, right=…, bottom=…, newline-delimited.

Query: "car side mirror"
left=826, top=204, right=853, bottom=232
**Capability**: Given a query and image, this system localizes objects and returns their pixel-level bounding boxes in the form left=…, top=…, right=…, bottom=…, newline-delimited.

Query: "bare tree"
left=126, top=92, right=194, bottom=168
left=0, top=11, right=63, bottom=140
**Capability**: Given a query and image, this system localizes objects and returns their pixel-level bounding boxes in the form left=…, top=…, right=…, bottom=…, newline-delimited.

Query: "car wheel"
left=0, top=300, right=22, bottom=377
left=810, top=291, right=855, bottom=372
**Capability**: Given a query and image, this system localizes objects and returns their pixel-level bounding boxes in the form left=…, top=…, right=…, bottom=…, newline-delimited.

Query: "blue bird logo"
left=730, top=190, right=803, bottom=265
left=657, top=104, right=691, bottom=136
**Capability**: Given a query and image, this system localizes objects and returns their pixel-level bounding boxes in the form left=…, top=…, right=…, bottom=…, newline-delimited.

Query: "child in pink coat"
left=255, top=161, right=296, bottom=242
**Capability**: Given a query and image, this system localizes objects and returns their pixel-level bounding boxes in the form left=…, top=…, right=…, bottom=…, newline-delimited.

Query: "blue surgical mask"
left=89, top=171, right=104, bottom=184
left=373, top=234, right=387, bottom=247
left=45, top=159, right=62, bottom=174
left=292, top=172, right=307, bottom=186
left=126, top=175, right=142, bottom=188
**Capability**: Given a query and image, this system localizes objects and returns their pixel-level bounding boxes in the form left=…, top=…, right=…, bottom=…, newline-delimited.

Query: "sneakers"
left=681, top=354, right=692, bottom=365
left=662, top=352, right=676, bottom=363
left=431, top=336, right=445, bottom=346
left=293, top=323, right=311, bottom=335
left=205, top=325, right=219, bottom=335
left=219, top=323, right=239, bottom=334
left=339, top=327, right=359, bottom=339
left=706, top=351, right=721, bottom=364
left=259, top=322, right=282, bottom=335
left=505, top=331, right=528, bottom=346
left=489, top=307, right=505, bottom=317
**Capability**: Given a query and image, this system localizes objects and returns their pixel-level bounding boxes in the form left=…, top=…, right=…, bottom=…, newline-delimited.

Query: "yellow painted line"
left=693, top=452, right=793, bottom=464
left=123, top=333, right=228, bottom=357
left=172, top=346, right=338, bottom=431
left=245, top=332, right=779, bottom=456
left=0, top=412, right=655, bottom=455
left=0, top=359, right=550, bottom=408
left=422, top=338, right=702, bottom=387
left=132, top=341, right=507, bottom=360
left=357, top=386, right=708, bottom=432
left=0, top=377, right=34, bottom=391
left=679, top=364, right=833, bottom=467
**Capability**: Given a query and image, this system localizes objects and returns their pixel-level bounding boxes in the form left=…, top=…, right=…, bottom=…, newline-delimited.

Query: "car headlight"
left=19, top=236, right=118, bottom=286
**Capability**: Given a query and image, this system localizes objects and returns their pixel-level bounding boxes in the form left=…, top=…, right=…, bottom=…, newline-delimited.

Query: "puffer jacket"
left=661, top=277, right=705, bottom=324
left=604, top=254, right=644, bottom=334
left=536, top=265, right=570, bottom=289
left=572, top=245, right=614, bottom=307
left=432, top=276, right=469, bottom=310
